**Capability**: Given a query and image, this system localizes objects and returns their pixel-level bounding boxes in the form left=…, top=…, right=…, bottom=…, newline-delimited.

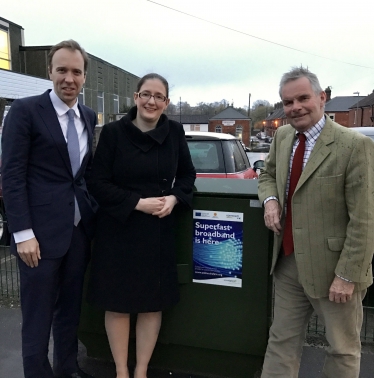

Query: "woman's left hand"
left=152, top=195, right=178, bottom=218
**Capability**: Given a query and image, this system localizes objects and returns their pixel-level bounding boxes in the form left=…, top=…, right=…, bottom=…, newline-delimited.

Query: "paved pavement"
left=1, top=305, right=374, bottom=378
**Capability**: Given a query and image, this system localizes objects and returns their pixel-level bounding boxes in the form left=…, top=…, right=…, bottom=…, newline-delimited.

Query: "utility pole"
left=248, top=93, right=252, bottom=136
left=179, top=96, right=182, bottom=124
left=247, top=93, right=251, bottom=118
left=353, top=91, right=360, bottom=126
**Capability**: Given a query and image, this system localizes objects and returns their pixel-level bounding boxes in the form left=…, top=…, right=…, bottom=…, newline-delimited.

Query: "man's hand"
left=329, top=275, right=355, bottom=303
left=264, top=199, right=282, bottom=235
left=17, top=237, right=41, bottom=268
left=135, top=197, right=165, bottom=214
left=153, top=195, right=178, bottom=218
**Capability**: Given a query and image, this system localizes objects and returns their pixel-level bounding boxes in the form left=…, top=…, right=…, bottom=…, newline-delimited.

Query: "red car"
left=185, top=132, right=263, bottom=179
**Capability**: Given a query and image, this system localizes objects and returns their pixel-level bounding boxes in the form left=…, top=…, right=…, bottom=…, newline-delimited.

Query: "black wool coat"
left=87, top=107, right=196, bottom=313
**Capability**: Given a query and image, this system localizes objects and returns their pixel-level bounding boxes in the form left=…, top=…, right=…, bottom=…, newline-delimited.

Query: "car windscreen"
left=187, top=140, right=225, bottom=173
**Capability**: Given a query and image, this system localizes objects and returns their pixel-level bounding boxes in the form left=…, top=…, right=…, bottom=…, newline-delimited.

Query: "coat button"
left=69, top=202, right=74, bottom=206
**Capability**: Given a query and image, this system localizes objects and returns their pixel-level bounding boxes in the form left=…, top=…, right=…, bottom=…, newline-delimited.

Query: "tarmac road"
left=1, top=306, right=374, bottom=378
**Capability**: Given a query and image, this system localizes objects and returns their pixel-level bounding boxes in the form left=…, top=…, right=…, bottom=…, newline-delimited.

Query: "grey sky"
left=3, top=0, right=374, bottom=108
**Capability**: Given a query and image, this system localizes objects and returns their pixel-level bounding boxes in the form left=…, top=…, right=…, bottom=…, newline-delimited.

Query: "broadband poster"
left=193, top=210, right=243, bottom=288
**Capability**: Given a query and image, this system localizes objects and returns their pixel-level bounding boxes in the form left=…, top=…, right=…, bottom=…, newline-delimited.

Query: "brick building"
left=208, top=107, right=250, bottom=146
left=348, top=91, right=374, bottom=127
left=324, top=95, right=365, bottom=127
left=264, top=102, right=286, bottom=137
left=167, top=114, right=209, bottom=132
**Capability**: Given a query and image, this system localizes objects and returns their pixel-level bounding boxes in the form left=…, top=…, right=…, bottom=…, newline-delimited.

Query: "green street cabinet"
left=79, top=178, right=273, bottom=378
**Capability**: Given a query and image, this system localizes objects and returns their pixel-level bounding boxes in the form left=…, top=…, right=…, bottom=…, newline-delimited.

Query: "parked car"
left=185, top=132, right=263, bottom=179
left=240, top=141, right=250, bottom=152
left=350, top=127, right=374, bottom=142
left=251, top=142, right=271, bottom=152
left=256, top=132, right=266, bottom=140
left=247, top=151, right=268, bottom=169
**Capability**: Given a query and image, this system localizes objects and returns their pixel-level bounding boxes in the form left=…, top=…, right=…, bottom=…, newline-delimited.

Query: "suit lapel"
left=278, top=129, right=295, bottom=204
left=37, top=91, right=73, bottom=175
left=77, top=104, right=93, bottom=176
left=296, top=117, right=335, bottom=191
left=78, top=104, right=93, bottom=151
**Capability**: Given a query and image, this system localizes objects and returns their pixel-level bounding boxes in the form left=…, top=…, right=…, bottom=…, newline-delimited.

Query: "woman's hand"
left=135, top=197, right=165, bottom=214
left=152, top=195, right=178, bottom=218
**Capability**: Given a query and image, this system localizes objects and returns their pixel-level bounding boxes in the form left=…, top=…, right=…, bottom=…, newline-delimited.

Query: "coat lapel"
left=295, top=117, right=335, bottom=191
left=77, top=104, right=93, bottom=176
left=278, top=128, right=295, bottom=204
left=79, top=104, right=93, bottom=151
left=36, top=91, right=73, bottom=174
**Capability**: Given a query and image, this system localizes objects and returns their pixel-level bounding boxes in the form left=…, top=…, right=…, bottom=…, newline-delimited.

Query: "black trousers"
left=18, top=224, right=90, bottom=378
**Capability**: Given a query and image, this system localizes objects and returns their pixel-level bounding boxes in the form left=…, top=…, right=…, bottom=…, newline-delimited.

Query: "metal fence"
left=306, top=302, right=374, bottom=342
left=0, top=245, right=19, bottom=298
left=1, top=229, right=374, bottom=342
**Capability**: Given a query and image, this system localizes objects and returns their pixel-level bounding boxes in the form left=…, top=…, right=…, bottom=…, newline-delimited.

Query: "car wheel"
left=0, top=207, right=10, bottom=246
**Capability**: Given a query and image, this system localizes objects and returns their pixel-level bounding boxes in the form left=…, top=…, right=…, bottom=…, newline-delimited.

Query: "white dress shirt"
left=263, top=115, right=325, bottom=206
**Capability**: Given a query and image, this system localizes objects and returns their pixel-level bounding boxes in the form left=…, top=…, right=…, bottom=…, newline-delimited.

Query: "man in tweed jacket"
left=258, top=67, right=374, bottom=378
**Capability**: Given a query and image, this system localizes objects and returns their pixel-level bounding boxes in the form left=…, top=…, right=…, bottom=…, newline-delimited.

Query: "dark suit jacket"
left=1, top=90, right=97, bottom=258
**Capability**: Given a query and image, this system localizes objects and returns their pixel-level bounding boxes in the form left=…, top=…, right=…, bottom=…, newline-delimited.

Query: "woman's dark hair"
left=137, top=73, right=169, bottom=98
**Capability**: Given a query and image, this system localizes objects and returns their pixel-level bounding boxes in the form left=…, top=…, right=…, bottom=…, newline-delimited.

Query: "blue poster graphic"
left=193, top=210, right=243, bottom=287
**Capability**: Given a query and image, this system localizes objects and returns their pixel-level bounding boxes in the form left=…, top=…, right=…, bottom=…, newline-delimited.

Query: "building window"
left=328, top=113, right=335, bottom=122
left=215, top=125, right=222, bottom=133
left=0, top=28, right=11, bottom=70
left=236, top=126, right=243, bottom=140
left=78, top=88, right=85, bottom=105
left=97, top=91, right=104, bottom=125
left=113, top=94, right=119, bottom=114
left=126, top=97, right=131, bottom=107
left=190, top=124, right=200, bottom=131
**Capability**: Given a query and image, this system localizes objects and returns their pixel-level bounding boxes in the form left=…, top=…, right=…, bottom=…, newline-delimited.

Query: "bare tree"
left=251, top=100, right=274, bottom=130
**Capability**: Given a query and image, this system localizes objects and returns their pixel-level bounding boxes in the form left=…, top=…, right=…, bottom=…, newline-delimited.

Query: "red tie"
left=282, top=133, right=306, bottom=256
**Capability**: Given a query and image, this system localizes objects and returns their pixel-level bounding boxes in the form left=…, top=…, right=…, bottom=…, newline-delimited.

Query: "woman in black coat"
left=87, top=73, right=196, bottom=378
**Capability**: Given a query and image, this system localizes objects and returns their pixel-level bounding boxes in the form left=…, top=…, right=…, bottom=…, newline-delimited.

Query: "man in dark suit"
left=2, top=40, right=97, bottom=378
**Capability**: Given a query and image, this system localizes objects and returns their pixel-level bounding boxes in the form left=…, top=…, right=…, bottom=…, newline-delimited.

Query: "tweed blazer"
left=258, top=116, right=374, bottom=298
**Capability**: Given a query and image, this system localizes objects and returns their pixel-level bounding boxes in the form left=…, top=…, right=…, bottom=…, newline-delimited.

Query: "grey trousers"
left=261, top=253, right=365, bottom=378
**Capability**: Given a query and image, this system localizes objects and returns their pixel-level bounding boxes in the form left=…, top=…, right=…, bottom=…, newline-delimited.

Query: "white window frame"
left=235, top=125, right=243, bottom=140
left=78, top=88, right=85, bottom=105
left=113, top=94, right=119, bottom=114
left=97, top=91, right=104, bottom=125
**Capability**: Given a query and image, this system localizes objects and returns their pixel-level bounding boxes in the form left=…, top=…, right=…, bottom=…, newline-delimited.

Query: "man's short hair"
left=279, top=66, right=323, bottom=98
left=48, top=39, right=89, bottom=74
